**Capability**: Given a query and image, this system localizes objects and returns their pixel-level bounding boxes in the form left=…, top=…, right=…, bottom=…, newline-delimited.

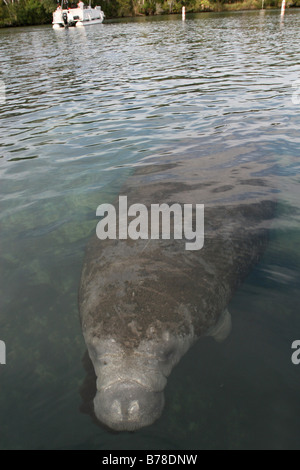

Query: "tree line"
left=0, top=0, right=55, bottom=26
left=0, top=0, right=298, bottom=28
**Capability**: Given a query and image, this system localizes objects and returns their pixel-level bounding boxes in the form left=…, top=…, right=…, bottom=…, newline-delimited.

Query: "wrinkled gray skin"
left=79, top=148, right=276, bottom=431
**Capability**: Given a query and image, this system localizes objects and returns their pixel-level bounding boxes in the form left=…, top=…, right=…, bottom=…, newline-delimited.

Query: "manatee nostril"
left=128, top=400, right=139, bottom=418
left=111, top=400, right=122, bottom=417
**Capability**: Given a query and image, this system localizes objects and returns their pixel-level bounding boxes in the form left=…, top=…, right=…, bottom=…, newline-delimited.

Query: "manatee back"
left=79, top=151, right=276, bottom=345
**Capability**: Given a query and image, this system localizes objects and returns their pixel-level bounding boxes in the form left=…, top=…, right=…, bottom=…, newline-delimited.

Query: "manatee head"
left=83, top=330, right=194, bottom=431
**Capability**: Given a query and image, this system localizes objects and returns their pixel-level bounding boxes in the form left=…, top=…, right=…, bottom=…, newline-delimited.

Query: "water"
left=0, top=9, right=300, bottom=449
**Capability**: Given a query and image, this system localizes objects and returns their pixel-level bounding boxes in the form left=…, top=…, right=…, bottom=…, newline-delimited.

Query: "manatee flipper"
left=208, top=309, right=232, bottom=342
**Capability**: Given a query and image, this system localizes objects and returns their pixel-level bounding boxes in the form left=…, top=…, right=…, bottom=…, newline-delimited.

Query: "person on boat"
left=77, top=1, right=84, bottom=8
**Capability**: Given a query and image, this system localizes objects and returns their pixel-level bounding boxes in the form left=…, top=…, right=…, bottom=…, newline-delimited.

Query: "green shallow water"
left=0, top=10, right=300, bottom=449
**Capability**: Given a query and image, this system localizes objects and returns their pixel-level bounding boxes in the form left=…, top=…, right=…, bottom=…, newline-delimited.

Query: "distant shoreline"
left=0, top=2, right=298, bottom=29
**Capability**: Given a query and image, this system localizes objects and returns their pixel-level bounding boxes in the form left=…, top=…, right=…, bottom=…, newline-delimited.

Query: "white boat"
left=53, top=1, right=104, bottom=29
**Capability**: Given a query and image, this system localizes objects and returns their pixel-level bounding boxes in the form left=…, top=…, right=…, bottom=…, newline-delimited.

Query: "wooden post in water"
left=281, top=0, right=286, bottom=18
left=182, top=6, right=186, bottom=21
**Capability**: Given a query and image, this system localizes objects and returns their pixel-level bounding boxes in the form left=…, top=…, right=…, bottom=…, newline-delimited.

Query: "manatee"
left=79, top=147, right=276, bottom=431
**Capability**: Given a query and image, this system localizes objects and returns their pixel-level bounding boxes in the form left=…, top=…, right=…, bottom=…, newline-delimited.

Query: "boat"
left=53, top=0, right=104, bottom=29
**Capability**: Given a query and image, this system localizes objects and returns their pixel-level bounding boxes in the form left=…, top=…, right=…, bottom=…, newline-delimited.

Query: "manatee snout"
left=94, top=381, right=165, bottom=431
left=82, top=335, right=193, bottom=431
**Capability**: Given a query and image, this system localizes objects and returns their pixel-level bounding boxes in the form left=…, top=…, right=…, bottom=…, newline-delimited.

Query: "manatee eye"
left=162, top=346, right=176, bottom=362
left=89, top=339, right=108, bottom=362
left=88, top=342, right=98, bottom=361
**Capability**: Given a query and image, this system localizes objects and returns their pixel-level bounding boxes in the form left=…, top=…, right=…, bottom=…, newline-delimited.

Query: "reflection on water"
left=0, top=9, right=300, bottom=449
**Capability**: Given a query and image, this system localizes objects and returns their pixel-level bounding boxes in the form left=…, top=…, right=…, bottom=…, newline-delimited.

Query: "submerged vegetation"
left=0, top=0, right=298, bottom=27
